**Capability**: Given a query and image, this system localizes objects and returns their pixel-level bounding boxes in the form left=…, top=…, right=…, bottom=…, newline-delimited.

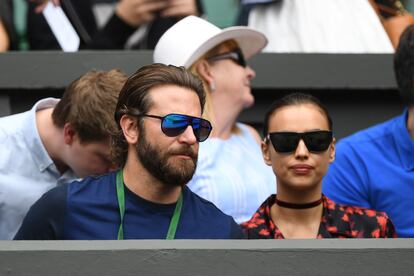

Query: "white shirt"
left=248, top=0, right=394, bottom=53
left=0, top=98, right=77, bottom=239
left=188, top=123, right=276, bottom=223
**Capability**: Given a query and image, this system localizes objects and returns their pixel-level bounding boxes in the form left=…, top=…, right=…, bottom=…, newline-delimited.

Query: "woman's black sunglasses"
left=267, top=131, right=333, bottom=153
left=207, top=47, right=247, bottom=68
left=130, top=112, right=212, bottom=142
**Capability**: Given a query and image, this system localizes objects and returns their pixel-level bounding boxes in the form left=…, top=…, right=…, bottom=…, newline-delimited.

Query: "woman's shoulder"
left=324, top=196, right=397, bottom=238
left=236, top=123, right=262, bottom=144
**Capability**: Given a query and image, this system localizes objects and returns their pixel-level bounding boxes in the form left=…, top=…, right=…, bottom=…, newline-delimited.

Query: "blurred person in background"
left=154, top=16, right=275, bottom=223
left=0, top=0, right=18, bottom=51
left=238, top=0, right=414, bottom=52
left=374, top=0, right=414, bottom=48
left=27, top=0, right=203, bottom=50
left=0, top=20, right=9, bottom=51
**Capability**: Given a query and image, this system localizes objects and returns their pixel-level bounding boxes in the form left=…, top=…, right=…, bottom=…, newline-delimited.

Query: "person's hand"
left=161, top=0, right=198, bottom=17
left=116, top=0, right=169, bottom=27
left=31, top=0, right=60, bottom=13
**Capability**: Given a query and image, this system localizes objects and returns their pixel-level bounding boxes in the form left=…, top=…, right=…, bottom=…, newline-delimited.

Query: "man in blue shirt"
left=15, top=64, right=244, bottom=240
left=0, top=69, right=127, bottom=240
left=323, top=25, right=414, bottom=237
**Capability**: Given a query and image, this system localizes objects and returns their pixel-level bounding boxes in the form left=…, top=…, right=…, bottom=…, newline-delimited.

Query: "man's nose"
left=178, top=125, right=197, bottom=144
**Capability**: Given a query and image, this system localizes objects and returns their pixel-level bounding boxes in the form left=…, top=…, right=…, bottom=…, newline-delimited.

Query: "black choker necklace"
left=275, top=196, right=323, bottom=209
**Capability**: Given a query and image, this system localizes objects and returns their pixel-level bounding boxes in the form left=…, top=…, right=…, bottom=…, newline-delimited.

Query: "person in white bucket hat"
left=154, top=15, right=276, bottom=223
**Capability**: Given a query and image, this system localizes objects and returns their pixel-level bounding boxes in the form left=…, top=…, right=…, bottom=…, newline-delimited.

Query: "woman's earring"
left=209, top=81, right=216, bottom=92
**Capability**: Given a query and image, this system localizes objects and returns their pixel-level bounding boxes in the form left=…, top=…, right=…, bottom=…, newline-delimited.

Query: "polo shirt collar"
left=393, top=109, right=414, bottom=171
left=22, top=98, right=60, bottom=172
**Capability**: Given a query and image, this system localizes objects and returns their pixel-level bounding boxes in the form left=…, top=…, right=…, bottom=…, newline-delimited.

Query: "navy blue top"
left=15, top=171, right=244, bottom=240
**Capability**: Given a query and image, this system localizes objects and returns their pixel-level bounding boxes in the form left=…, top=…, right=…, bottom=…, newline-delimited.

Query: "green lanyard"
left=115, top=170, right=183, bottom=240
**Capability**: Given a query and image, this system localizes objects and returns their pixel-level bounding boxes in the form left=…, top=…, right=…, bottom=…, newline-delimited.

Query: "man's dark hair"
left=263, top=92, right=333, bottom=136
left=394, top=25, right=414, bottom=106
left=112, top=63, right=205, bottom=167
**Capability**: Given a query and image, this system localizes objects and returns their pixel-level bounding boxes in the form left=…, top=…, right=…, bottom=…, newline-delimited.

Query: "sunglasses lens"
left=161, top=114, right=188, bottom=137
left=161, top=114, right=212, bottom=142
left=235, top=48, right=247, bottom=67
left=269, top=133, right=300, bottom=153
left=303, top=131, right=333, bottom=152
left=269, top=131, right=332, bottom=153
left=208, top=48, right=247, bottom=68
left=192, top=118, right=212, bottom=142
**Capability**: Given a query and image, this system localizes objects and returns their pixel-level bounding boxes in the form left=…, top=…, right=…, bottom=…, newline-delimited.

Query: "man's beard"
left=136, top=129, right=198, bottom=187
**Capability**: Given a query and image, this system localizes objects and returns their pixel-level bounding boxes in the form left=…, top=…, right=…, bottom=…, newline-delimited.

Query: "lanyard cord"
left=115, top=170, right=183, bottom=240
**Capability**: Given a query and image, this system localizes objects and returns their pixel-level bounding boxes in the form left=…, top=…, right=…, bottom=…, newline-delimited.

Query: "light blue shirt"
left=323, top=110, right=414, bottom=237
left=188, top=123, right=276, bottom=223
left=0, top=98, right=77, bottom=239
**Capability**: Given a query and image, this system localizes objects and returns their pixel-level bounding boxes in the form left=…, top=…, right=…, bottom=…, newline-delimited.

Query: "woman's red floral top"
left=241, top=194, right=397, bottom=239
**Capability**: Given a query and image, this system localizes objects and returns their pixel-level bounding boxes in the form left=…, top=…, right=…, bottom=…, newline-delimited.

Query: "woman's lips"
left=290, top=164, right=314, bottom=174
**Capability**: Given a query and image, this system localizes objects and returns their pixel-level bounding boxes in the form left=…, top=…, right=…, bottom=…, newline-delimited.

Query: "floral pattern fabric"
left=241, top=194, right=397, bottom=239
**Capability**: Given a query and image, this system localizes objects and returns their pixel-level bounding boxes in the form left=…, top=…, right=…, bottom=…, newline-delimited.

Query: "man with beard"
left=14, top=64, right=244, bottom=240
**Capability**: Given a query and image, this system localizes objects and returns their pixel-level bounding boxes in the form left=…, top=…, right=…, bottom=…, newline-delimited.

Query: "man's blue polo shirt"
left=323, top=110, right=414, bottom=237
left=15, top=171, right=244, bottom=240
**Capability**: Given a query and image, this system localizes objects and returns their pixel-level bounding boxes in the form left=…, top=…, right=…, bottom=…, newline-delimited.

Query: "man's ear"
left=261, top=140, right=273, bottom=166
left=329, top=137, right=336, bottom=163
left=120, top=115, right=139, bottom=144
left=63, top=123, right=77, bottom=145
left=195, top=60, right=215, bottom=90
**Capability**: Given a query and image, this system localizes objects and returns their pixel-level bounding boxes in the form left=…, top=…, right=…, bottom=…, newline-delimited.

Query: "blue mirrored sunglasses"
left=207, top=47, right=247, bottom=68
left=131, top=113, right=212, bottom=142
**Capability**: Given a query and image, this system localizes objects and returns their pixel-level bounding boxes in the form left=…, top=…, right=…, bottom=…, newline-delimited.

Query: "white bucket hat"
left=153, top=16, right=268, bottom=68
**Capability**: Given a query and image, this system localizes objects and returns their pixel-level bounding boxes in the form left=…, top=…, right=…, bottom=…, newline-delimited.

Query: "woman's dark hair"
left=263, top=92, right=333, bottom=136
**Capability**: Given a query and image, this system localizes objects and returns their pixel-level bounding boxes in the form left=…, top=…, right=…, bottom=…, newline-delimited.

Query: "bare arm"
left=369, top=0, right=414, bottom=48
left=31, top=0, right=60, bottom=13
left=0, top=20, right=9, bottom=52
